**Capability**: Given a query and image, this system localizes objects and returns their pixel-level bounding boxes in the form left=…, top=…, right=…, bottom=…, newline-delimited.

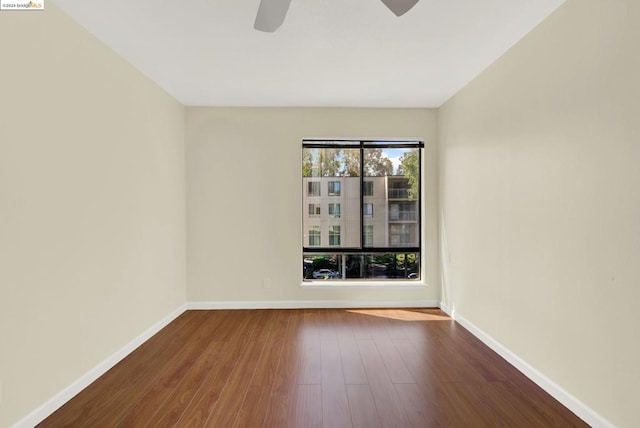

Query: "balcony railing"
left=389, top=211, right=417, bottom=221
left=388, top=189, right=409, bottom=199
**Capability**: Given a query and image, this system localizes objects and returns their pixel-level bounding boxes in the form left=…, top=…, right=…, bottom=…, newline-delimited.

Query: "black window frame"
left=302, top=139, right=423, bottom=257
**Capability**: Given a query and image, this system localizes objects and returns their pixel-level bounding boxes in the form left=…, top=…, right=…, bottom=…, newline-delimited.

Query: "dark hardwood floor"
left=39, top=309, right=588, bottom=427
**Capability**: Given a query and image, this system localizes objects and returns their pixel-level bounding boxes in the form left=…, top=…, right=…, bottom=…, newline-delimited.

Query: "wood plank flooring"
left=39, top=309, right=588, bottom=427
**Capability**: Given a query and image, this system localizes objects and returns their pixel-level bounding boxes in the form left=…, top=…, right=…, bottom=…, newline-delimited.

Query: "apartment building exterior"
left=303, top=176, right=420, bottom=279
left=302, top=175, right=419, bottom=251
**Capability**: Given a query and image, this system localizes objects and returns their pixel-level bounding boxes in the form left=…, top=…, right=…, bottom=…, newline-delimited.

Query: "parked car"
left=312, top=269, right=340, bottom=279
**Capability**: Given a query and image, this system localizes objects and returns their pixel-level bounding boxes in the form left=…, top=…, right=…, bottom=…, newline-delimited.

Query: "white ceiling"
left=52, top=0, right=565, bottom=107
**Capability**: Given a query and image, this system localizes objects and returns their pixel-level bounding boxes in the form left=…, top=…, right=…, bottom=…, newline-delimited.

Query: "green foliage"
left=319, top=148, right=342, bottom=176
left=398, top=149, right=419, bottom=199
left=303, top=147, right=396, bottom=178
left=364, top=149, right=393, bottom=176
left=302, top=148, right=356, bottom=177
left=302, top=150, right=313, bottom=177
left=342, top=149, right=360, bottom=176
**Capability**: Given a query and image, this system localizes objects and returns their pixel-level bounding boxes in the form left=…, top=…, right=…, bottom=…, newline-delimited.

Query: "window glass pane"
left=363, top=147, right=420, bottom=248
left=303, top=142, right=421, bottom=282
left=303, top=252, right=419, bottom=280
left=302, top=147, right=360, bottom=249
left=303, top=254, right=342, bottom=280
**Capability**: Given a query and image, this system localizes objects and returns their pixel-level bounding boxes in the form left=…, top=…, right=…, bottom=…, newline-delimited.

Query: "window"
left=388, top=181, right=409, bottom=199
left=390, top=224, right=417, bottom=246
left=308, top=204, right=320, bottom=216
left=302, top=140, right=423, bottom=281
left=308, top=226, right=321, bottom=246
left=329, top=225, right=341, bottom=246
left=308, top=181, right=320, bottom=196
left=389, top=202, right=416, bottom=221
left=328, top=181, right=341, bottom=196
left=364, top=225, right=373, bottom=247
left=363, top=203, right=373, bottom=217
left=328, top=203, right=341, bottom=218
left=363, top=181, right=373, bottom=196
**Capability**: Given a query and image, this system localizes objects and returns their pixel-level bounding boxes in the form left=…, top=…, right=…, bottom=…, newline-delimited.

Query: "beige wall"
left=0, top=5, right=187, bottom=427
left=438, top=0, right=639, bottom=426
left=186, top=107, right=438, bottom=303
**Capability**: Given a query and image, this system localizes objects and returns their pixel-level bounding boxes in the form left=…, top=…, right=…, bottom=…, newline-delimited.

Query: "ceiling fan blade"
left=381, top=0, right=419, bottom=16
left=254, top=0, right=293, bottom=32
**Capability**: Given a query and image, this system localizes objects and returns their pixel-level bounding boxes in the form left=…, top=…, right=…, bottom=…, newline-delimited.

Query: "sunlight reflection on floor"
left=346, top=308, right=451, bottom=322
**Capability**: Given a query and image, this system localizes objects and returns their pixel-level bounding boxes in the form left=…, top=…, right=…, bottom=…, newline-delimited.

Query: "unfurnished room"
left=0, top=0, right=638, bottom=427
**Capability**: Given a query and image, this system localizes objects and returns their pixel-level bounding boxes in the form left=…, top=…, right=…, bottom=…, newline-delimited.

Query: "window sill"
left=300, top=280, right=428, bottom=287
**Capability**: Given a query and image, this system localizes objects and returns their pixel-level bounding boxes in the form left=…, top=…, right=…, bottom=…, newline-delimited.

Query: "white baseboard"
left=439, top=304, right=614, bottom=428
left=187, top=299, right=440, bottom=310
left=12, top=304, right=188, bottom=428
left=439, top=302, right=454, bottom=318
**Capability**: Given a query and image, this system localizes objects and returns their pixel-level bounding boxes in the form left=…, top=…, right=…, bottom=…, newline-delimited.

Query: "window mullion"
left=359, top=143, right=364, bottom=250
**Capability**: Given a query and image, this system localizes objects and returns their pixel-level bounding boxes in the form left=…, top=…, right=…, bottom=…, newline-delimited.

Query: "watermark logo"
left=1, top=0, right=44, bottom=10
